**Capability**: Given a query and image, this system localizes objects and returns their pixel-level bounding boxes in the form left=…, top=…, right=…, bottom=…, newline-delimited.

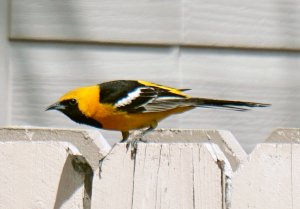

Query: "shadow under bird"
left=46, top=80, right=270, bottom=142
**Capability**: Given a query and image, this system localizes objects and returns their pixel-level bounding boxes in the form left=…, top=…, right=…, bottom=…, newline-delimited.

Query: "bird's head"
left=46, top=85, right=102, bottom=128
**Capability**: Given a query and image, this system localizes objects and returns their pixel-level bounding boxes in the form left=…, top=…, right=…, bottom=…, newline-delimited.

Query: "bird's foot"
left=125, top=131, right=147, bottom=159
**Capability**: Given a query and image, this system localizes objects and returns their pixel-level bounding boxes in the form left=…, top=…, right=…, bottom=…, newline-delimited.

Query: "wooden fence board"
left=92, top=143, right=223, bottom=209
left=0, top=127, right=110, bottom=170
left=231, top=143, right=300, bottom=209
left=0, top=141, right=84, bottom=209
left=1, top=128, right=300, bottom=208
left=91, top=143, right=135, bottom=209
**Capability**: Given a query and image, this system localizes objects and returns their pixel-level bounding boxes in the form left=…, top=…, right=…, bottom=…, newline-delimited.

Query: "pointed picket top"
left=231, top=128, right=300, bottom=209
left=133, top=129, right=247, bottom=171
left=0, top=126, right=111, bottom=170
left=265, top=128, right=300, bottom=143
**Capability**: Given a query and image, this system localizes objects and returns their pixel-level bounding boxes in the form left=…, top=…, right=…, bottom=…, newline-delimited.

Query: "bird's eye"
left=69, top=99, right=77, bottom=106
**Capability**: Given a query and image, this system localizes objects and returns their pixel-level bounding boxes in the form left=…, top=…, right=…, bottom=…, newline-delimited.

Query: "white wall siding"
left=0, top=0, right=9, bottom=125
left=10, top=0, right=181, bottom=44
left=183, top=0, right=300, bottom=49
left=10, top=0, right=300, bottom=49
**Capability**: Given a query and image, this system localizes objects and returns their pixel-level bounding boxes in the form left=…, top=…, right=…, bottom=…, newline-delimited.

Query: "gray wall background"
left=1, top=0, right=300, bottom=152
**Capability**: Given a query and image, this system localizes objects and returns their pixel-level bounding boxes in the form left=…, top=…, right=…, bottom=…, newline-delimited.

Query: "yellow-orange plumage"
left=95, top=106, right=194, bottom=132
left=46, top=80, right=269, bottom=142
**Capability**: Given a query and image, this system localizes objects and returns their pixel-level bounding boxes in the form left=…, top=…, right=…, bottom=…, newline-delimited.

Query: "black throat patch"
left=59, top=100, right=102, bottom=129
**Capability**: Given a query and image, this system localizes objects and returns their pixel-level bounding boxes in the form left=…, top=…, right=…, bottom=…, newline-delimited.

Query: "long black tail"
left=188, top=98, right=270, bottom=111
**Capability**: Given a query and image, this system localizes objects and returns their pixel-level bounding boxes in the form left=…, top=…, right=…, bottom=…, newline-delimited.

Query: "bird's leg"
left=120, top=131, right=129, bottom=143
left=127, top=121, right=158, bottom=158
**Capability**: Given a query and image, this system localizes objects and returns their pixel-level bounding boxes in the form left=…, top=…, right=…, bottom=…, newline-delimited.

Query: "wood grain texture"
left=92, top=143, right=223, bottom=209
left=135, top=129, right=247, bottom=171
left=0, top=0, right=9, bottom=125
left=266, top=128, right=300, bottom=143
left=265, top=128, right=300, bottom=208
left=0, top=141, right=84, bottom=209
left=0, top=127, right=111, bottom=170
left=9, top=42, right=300, bottom=152
left=91, top=143, right=135, bottom=209
left=231, top=143, right=300, bottom=209
left=292, top=145, right=300, bottom=207
left=10, top=0, right=300, bottom=49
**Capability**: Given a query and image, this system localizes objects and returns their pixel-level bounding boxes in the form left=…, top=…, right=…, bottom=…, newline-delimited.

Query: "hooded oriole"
left=46, top=80, right=270, bottom=141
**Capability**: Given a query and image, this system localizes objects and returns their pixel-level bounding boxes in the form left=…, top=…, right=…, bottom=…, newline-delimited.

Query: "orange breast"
left=94, top=105, right=194, bottom=131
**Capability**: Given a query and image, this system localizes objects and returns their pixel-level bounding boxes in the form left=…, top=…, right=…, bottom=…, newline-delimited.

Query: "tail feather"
left=144, top=97, right=270, bottom=113
left=199, top=105, right=250, bottom=111
left=188, top=98, right=270, bottom=111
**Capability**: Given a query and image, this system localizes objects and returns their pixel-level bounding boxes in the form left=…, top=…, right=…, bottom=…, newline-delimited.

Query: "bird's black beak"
left=45, top=102, right=66, bottom=111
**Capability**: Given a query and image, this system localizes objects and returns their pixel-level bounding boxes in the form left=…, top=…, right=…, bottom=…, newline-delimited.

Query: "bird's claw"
left=126, top=137, right=147, bottom=159
left=126, top=139, right=138, bottom=159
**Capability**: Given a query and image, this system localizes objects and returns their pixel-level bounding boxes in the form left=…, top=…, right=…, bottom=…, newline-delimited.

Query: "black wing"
left=99, top=80, right=188, bottom=113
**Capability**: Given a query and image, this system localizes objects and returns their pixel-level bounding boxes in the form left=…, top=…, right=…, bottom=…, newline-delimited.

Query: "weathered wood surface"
left=134, top=129, right=247, bottom=171
left=231, top=128, right=300, bottom=209
left=0, top=128, right=300, bottom=209
left=266, top=128, right=300, bottom=143
left=0, top=141, right=85, bottom=209
left=10, top=0, right=300, bottom=49
left=9, top=42, right=300, bottom=151
left=92, top=143, right=225, bottom=209
left=0, top=127, right=110, bottom=170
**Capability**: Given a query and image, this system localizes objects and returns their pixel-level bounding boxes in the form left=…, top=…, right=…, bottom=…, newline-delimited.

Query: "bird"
left=46, top=80, right=270, bottom=142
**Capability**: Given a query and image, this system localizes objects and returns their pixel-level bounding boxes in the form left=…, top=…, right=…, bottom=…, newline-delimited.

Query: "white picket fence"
left=0, top=127, right=299, bottom=209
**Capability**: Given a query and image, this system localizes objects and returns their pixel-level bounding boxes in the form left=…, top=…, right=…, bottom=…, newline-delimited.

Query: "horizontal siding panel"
left=10, top=0, right=300, bottom=49
left=9, top=42, right=300, bottom=151
left=10, top=0, right=181, bottom=44
left=183, top=0, right=300, bottom=49
left=0, top=0, right=9, bottom=125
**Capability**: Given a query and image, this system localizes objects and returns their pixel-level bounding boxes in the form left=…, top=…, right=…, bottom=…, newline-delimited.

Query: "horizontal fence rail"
left=0, top=127, right=299, bottom=209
